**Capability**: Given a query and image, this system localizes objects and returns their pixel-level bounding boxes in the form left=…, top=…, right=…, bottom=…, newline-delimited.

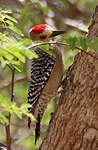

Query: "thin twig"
left=11, top=69, right=15, bottom=102
left=27, top=41, right=98, bottom=61
left=5, top=67, right=15, bottom=150
left=5, top=124, right=11, bottom=150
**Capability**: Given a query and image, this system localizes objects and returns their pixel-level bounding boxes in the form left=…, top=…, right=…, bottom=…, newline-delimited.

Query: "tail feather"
left=35, top=114, right=40, bottom=145
left=28, top=117, right=31, bottom=128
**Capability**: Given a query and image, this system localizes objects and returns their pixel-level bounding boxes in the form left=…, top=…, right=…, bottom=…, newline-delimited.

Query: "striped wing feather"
left=28, top=50, right=55, bottom=111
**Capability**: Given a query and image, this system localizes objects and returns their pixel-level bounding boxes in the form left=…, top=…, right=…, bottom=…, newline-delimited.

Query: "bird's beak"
left=50, top=30, right=66, bottom=37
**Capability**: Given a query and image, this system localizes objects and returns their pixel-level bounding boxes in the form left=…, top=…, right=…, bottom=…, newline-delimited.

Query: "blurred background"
left=0, top=0, right=97, bottom=149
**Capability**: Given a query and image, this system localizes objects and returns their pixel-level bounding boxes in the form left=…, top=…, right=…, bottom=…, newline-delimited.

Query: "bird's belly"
left=42, top=56, right=64, bottom=97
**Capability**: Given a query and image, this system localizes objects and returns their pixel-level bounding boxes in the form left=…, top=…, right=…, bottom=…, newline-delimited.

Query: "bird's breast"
left=41, top=45, right=64, bottom=97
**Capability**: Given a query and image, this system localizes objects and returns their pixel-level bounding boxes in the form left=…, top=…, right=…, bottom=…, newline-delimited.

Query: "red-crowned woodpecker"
left=28, top=24, right=65, bottom=144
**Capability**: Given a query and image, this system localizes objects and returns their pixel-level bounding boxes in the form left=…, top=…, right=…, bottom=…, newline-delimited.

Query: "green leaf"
left=0, top=8, right=20, bottom=14
left=10, top=60, right=20, bottom=66
left=80, top=37, right=88, bottom=50
left=0, top=56, right=4, bottom=62
left=13, top=65, right=21, bottom=72
left=21, top=103, right=32, bottom=109
left=26, top=113, right=36, bottom=121
left=0, top=8, right=12, bottom=14
left=0, top=60, right=8, bottom=68
left=67, top=37, right=77, bottom=50
left=6, top=20, right=24, bottom=36
left=13, top=52, right=25, bottom=63
left=37, top=44, right=54, bottom=57
left=0, top=17, right=4, bottom=22
left=23, top=49, right=38, bottom=59
left=5, top=54, right=14, bottom=61
left=12, top=104, right=22, bottom=119
left=0, top=24, right=5, bottom=29
left=4, top=14, right=17, bottom=23
left=19, top=38, right=32, bottom=46
left=4, top=103, right=13, bottom=114
left=16, top=112, right=22, bottom=119
left=0, top=33, right=10, bottom=42
left=5, top=45, right=25, bottom=63
left=6, top=44, right=21, bottom=53
left=9, top=26, right=24, bottom=36
left=0, top=112, right=8, bottom=124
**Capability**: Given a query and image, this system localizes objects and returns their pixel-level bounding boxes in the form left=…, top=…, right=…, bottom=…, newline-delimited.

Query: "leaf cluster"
left=65, top=36, right=98, bottom=53
left=0, top=9, right=37, bottom=72
left=0, top=94, right=35, bottom=124
left=0, top=9, right=36, bottom=127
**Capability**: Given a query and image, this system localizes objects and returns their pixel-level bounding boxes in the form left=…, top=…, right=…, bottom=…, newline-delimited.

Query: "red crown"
left=32, top=24, right=46, bottom=34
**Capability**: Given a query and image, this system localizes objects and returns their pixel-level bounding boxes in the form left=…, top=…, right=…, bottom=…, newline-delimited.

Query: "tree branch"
left=28, top=41, right=98, bottom=61
left=10, top=69, right=15, bottom=102
left=5, top=67, right=15, bottom=150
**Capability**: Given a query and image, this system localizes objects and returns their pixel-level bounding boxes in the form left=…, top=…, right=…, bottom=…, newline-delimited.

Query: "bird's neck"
left=52, top=44, right=64, bottom=62
left=35, top=44, right=64, bottom=64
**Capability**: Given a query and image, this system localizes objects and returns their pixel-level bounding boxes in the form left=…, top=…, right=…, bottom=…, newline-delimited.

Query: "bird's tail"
left=28, top=113, right=41, bottom=144
left=28, top=117, right=31, bottom=128
left=35, top=114, right=40, bottom=145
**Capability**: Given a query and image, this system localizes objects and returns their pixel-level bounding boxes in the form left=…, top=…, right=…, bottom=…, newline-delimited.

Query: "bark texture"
left=38, top=6, right=98, bottom=150
left=88, top=5, right=98, bottom=39
left=38, top=50, right=98, bottom=150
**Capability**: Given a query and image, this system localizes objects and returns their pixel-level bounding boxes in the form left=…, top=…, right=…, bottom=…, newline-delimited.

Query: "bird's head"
left=29, top=24, right=65, bottom=42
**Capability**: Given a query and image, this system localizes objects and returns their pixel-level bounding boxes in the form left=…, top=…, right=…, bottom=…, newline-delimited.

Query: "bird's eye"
left=40, top=35, right=47, bottom=40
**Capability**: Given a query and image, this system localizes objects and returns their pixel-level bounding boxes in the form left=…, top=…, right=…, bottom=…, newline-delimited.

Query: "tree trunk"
left=38, top=6, right=98, bottom=150
left=38, top=50, right=98, bottom=150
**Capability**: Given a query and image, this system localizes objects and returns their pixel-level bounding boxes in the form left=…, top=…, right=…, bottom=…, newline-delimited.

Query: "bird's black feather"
left=35, top=114, right=40, bottom=144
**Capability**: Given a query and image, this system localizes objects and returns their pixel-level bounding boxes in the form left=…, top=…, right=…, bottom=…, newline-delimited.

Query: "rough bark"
left=87, top=5, right=98, bottom=39
left=38, top=6, right=98, bottom=150
left=38, top=49, right=98, bottom=150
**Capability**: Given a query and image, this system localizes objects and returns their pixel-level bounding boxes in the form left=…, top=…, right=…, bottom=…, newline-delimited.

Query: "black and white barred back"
left=28, top=48, right=55, bottom=113
left=0, top=143, right=8, bottom=150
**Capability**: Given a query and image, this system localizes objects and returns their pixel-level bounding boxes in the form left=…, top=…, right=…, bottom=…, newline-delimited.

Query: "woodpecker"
left=28, top=24, right=65, bottom=144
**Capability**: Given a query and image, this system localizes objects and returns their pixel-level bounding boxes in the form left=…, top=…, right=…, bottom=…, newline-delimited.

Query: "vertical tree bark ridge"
left=88, top=5, right=98, bottom=39
left=39, top=51, right=98, bottom=150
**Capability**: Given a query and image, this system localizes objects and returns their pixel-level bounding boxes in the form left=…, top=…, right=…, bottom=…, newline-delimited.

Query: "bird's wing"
left=28, top=50, right=55, bottom=111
